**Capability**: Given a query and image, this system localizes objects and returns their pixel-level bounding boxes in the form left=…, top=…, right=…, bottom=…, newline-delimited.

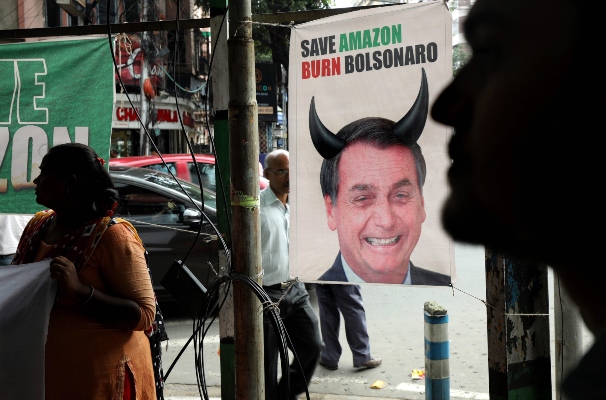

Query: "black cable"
left=165, top=0, right=209, bottom=268
left=201, top=6, right=232, bottom=259
left=104, top=1, right=230, bottom=390
left=107, top=25, right=229, bottom=265
left=164, top=272, right=313, bottom=400
left=162, top=276, right=227, bottom=381
left=231, top=273, right=292, bottom=397
left=105, top=4, right=310, bottom=399
left=159, top=0, right=231, bottom=273
left=178, top=3, right=233, bottom=270
left=193, top=277, right=228, bottom=399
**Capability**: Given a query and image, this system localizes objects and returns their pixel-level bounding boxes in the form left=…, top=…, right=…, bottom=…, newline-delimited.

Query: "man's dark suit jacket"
left=318, top=253, right=451, bottom=286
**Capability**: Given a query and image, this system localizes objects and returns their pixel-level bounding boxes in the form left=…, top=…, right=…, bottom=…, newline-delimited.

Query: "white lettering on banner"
left=0, top=126, right=89, bottom=192
left=0, top=59, right=49, bottom=125
left=11, top=126, right=46, bottom=190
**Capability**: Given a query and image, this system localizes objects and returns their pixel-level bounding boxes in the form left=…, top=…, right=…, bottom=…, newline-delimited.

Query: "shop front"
left=111, top=93, right=197, bottom=157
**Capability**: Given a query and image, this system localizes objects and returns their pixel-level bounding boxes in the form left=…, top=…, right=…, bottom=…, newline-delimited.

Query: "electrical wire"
left=104, top=3, right=230, bottom=265
left=104, top=1, right=231, bottom=273
left=158, top=64, right=207, bottom=93
left=24, top=1, right=44, bottom=30
left=170, top=0, right=212, bottom=267
left=200, top=6, right=232, bottom=249
left=0, top=0, right=22, bottom=24
left=104, top=3, right=312, bottom=398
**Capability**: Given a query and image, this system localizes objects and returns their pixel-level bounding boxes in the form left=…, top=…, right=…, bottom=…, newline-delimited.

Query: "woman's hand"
left=49, top=256, right=89, bottom=304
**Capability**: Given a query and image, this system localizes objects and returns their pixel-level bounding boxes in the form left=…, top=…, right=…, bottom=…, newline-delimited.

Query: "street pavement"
left=161, top=243, right=594, bottom=400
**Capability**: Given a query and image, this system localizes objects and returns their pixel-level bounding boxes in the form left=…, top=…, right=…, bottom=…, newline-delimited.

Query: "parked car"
left=109, top=165, right=221, bottom=304
left=109, top=153, right=269, bottom=192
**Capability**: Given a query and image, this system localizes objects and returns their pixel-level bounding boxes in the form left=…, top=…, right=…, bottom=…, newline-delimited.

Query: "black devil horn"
left=309, top=96, right=346, bottom=159
left=392, top=67, right=429, bottom=145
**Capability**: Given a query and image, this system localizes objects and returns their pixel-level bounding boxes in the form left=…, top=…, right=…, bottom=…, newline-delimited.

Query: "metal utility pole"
left=553, top=272, right=583, bottom=400
left=228, top=0, right=264, bottom=397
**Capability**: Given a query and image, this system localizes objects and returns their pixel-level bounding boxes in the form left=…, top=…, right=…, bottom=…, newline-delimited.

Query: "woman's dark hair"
left=44, top=143, right=119, bottom=217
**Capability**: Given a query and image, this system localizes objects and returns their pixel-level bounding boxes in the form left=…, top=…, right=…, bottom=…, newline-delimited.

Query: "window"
left=146, top=162, right=177, bottom=176
left=189, top=162, right=216, bottom=192
left=115, top=183, right=185, bottom=225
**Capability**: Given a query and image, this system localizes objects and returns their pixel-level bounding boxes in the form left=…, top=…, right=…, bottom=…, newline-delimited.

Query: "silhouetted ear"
left=392, top=67, right=429, bottom=145
left=309, top=96, right=346, bottom=160
left=324, top=195, right=338, bottom=231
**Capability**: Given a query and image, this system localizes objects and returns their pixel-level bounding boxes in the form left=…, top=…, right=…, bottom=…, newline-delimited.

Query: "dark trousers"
left=316, top=283, right=372, bottom=366
left=263, top=281, right=322, bottom=400
left=0, top=254, right=14, bottom=266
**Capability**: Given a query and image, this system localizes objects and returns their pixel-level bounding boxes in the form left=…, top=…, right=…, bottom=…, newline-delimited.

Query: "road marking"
left=166, top=397, right=220, bottom=400
left=164, top=336, right=220, bottom=348
left=311, top=376, right=369, bottom=384
left=165, top=384, right=489, bottom=400
left=395, top=382, right=489, bottom=399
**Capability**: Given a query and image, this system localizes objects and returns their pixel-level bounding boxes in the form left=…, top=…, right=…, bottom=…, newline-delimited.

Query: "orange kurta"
left=37, top=222, right=157, bottom=400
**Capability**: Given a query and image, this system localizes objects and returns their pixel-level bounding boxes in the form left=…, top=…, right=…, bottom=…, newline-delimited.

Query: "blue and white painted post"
left=424, top=301, right=449, bottom=399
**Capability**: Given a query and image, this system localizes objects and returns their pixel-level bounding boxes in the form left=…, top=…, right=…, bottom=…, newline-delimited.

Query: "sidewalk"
left=164, top=382, right=489, bottom=400
left=160, top=244, right=593, bottom=400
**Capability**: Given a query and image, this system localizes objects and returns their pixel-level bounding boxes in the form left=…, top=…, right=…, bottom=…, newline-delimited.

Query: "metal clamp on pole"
left=424, top=301, right=449, bottom=400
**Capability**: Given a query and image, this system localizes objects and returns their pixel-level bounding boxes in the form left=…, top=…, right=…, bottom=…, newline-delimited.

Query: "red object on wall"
left=143, top=78, right=156, bottom=99
left=114, top=34, right=164, bottom=88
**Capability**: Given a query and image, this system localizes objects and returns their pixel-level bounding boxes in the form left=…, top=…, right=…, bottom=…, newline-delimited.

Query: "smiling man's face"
left=324, top=142, right=426, bottom=283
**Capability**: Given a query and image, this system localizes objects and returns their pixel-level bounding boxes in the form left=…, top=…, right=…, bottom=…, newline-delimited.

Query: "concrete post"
left=553, top=272, right=583, bottom=400
left=424, top=301, right=450, bottom=399
left=485, top=250, right=551, bottom=400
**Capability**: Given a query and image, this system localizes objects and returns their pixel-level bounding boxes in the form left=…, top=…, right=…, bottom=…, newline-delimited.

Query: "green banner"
left=0, top=37, right=114, bottom=213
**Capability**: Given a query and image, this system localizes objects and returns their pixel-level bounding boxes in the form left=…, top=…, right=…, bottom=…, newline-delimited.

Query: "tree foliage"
left=453, top=43, right=471, bottom=77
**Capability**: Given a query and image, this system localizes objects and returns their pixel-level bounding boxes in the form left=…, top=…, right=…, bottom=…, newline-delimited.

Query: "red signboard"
left=114, top=35, right=164, bottom=88
left=116, top=107, right=194, bottom=128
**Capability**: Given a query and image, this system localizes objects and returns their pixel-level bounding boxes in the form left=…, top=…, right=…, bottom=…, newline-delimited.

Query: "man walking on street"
left=316, top=283, right=381, bottom=370
left=260, top=149, right=322, bottom=400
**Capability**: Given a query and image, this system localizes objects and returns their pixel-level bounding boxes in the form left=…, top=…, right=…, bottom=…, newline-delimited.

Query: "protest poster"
left=288, top=2, right=456, bottom=285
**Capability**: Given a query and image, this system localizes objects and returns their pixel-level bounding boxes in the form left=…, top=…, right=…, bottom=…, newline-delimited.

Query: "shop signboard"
left=255, top=63, right=278, bottom=122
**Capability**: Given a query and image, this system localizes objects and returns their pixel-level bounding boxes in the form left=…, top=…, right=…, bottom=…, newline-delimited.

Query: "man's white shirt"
left=260, top=187, right=290, bottom=286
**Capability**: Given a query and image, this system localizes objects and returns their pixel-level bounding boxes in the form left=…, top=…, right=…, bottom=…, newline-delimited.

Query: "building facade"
left=1, top=0, right=212, bottom=157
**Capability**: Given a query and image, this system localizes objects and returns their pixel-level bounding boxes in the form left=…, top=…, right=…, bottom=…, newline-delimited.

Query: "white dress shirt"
left=260, top=187, right=290, bottom=286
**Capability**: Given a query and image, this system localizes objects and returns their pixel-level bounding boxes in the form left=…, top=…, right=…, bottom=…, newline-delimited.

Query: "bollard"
left=424, top=301, right=449, bottom=400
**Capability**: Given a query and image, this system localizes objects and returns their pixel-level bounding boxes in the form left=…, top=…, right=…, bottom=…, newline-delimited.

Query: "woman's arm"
left=51, top=223, right=156, bottom=330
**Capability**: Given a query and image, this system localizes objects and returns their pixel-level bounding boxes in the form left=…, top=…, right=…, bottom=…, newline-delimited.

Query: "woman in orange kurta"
left=12, top=143, right=157, bottom=400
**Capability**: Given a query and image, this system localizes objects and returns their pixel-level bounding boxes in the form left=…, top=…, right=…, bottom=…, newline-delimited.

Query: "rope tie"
left=450, top=284, right=550, bottom=317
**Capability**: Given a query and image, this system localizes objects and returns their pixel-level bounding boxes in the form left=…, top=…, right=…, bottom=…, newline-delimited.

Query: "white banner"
left=289, top=2, right=456, bottom=285
left=0, top=259, right=56, bottom=398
